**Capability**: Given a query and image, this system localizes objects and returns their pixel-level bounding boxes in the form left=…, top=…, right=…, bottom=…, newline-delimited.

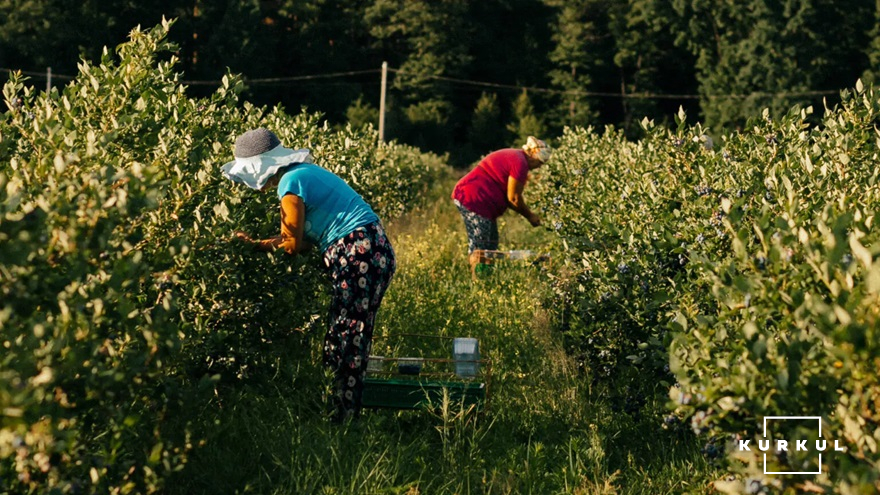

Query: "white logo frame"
left=762, top=416, right=822, bottom=475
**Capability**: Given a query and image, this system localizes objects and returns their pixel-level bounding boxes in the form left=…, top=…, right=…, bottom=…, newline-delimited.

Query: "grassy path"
left=169, top=173, right=717, bottom=494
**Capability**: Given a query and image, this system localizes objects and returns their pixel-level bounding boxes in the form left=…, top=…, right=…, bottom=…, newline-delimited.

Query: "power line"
left=1, top=68, right=75, bottom=81
left=2, top=65, right=842, bottom=100
left=387, top=68, right=841, bottom=100
left=180, top=68, right=380, bottom=85
left=389, top=67, right=698, bottom=99
left=2, top=67, right=379, bottom=86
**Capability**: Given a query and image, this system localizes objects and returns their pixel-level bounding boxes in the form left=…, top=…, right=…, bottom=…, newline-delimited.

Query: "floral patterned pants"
left=455, top=200, right=499, bottom=254
left=322, top=222, right=396, bottom=420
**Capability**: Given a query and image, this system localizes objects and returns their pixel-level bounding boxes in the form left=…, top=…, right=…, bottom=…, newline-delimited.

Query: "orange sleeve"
left=253, top=194, right=307, bottom=254
left=278, top=194, right=306, bottom=255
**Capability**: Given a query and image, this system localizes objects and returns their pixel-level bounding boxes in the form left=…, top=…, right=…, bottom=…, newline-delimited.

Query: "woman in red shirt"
left=451, top=136, right=551, bottom=271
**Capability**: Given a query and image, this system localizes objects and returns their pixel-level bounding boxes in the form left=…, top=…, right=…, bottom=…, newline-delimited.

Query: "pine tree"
left=545, top=0, right=607, bottom=129
left=469, top=92, right=504, bottom=156
left=672, top=0, right=873, bottom=131
left=507, top=90, right=548, bottom=145
left=609, top=0, right=697, bottom=135
left=345, top=96, right=380, bottom=130
left=861, top=1, right=880, bottom=85
left=0, top=0, right=171, bottom=74
left=365, top=0, right=472, bottom=152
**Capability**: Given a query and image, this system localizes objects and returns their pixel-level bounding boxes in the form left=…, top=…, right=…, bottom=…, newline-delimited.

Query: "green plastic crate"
left=362, top=377, right=486, bottom=410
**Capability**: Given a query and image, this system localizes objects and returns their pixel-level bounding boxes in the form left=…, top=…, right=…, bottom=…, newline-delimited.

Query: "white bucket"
left=507, top=250, right=534, bottom=260
left=453, top=338, right=480, bottom=377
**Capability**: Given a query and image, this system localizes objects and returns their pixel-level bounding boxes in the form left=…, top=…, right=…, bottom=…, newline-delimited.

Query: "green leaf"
left=743, top=322, right=758, bottom=340
left=848, top=234, right=872, bottom=269
left=213, top=201, right=230, bottom=221
left=148, top=442, right=164, bottom=464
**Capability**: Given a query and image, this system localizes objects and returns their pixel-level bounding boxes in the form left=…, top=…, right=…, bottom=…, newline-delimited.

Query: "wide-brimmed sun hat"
left=221, top=128, right=313, bottom=190
left=522, top=136, right=551, bottom=163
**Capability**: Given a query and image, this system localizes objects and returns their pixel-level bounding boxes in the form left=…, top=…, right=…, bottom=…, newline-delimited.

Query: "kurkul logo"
left=737, top=416, right=846, bottom=475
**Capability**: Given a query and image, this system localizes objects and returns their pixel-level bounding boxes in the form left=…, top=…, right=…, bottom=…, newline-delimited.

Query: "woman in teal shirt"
left=222, top=128, right=396, bottom=421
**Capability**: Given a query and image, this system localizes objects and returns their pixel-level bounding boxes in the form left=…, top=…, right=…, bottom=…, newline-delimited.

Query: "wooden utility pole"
left=46, top=67, right=52, bottom=92
left=378, top=61, right=387, bottom=143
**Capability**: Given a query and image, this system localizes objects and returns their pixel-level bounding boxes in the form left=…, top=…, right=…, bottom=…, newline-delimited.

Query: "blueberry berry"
left=701, top=442, right=723, bottom=459
left=755, top=256, right=768, bottom=270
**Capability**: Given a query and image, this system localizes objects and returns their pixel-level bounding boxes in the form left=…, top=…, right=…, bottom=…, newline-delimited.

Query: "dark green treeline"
left=2, top=0, right=878, bottom=164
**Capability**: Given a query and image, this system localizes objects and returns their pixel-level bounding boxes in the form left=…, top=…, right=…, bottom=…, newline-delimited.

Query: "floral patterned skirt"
left=322, top=221, right=396, bottom=419
left=454, top=200, right=499, bottom=254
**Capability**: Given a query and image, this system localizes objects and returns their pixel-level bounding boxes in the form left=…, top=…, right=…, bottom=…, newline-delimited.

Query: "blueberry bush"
left=533, top=86, right=879, bottom=493
left=0, top=19, right=443, bottom=494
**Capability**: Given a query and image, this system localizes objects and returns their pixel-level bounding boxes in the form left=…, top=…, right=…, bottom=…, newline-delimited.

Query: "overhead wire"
left=180, top=68, right=381, bottom=85
left=387, top=68, right=841, bottom=100
left=1, top=65, right=842, bottom=100
left=0, top=68, right=75, bottom=81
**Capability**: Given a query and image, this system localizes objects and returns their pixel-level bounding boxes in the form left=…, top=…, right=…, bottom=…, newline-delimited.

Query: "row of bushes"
left=0, top=20, right=444, bottom=494
left=532, top=85, right=879, bottom=493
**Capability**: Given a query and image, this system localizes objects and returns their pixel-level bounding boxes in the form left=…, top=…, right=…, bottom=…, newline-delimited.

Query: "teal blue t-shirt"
left=276, top=164, right=379, bottom=251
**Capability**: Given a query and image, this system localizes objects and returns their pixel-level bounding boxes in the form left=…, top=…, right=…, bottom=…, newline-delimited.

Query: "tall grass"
left=167, top=174, right=720, bottom=494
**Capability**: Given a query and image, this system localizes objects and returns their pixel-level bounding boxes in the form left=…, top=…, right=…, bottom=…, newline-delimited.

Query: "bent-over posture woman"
left=451, top=136, right=551, bottom=273
left=222, top=128, right=395, bottom=421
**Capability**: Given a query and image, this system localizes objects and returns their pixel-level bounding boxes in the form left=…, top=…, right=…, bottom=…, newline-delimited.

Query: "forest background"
left=2, top=0, right=880, bottom=165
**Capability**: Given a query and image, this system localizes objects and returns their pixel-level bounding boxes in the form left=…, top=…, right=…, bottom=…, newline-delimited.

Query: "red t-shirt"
left=452, top=149, right=529, bottom=220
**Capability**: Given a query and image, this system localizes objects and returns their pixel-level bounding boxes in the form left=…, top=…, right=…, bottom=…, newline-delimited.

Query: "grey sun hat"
left=221, top=128, right=313, bottom=190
